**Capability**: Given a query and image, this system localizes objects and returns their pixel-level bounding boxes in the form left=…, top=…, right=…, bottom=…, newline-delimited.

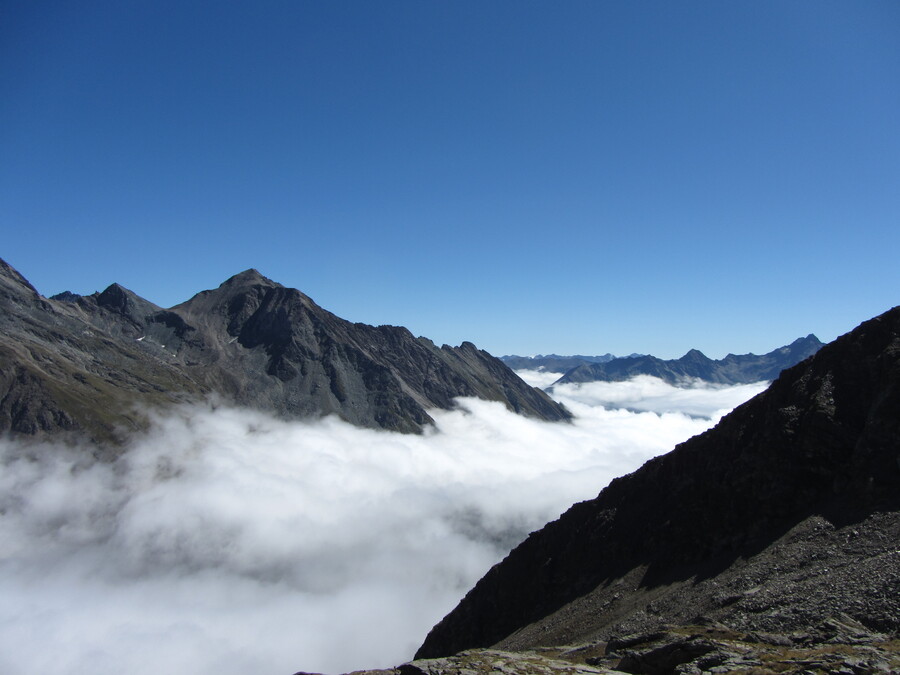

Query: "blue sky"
left=2, top=1, right=898, bottom=359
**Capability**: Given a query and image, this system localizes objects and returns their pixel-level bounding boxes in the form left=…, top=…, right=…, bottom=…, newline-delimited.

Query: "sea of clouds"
left=0, top=374, right=768, bottom=675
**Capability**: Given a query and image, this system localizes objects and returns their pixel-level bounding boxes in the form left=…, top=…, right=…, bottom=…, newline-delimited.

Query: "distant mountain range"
left=504, top=336, right=823, bottom=387
left=411, top=306, right=900, bottom=673
left=0, top=259, right=569, bottom=442
left=500, top=353, right=621, bottom=371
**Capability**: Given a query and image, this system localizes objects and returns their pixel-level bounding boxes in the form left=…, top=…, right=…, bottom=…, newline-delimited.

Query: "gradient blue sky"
left=2, top=1, right=898, bottom=359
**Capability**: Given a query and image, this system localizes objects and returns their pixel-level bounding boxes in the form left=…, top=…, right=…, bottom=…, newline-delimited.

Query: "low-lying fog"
left=0, top=374, right=767, bottom=675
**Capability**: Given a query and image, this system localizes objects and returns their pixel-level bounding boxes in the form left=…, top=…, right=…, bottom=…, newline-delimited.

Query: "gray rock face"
left=416, top=306, right=900, bottom=659
left=0, top=259, right=205, bottom=445
left=553, top=336, right=823, bottom=386
left=0, top=259, right=569, bottom=441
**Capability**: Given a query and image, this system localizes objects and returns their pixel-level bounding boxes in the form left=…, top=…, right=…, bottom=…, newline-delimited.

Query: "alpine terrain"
left=550, top=337, right=824, bottom=387
left=336, top=306, right=899, bottom=675
left=0, top=258, right=569, bottom=442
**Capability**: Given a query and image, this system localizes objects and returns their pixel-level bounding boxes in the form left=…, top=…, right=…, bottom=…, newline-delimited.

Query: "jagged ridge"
left=0, top=259, right=570, bottom=441
left=553, top=336, right=823, bottom=386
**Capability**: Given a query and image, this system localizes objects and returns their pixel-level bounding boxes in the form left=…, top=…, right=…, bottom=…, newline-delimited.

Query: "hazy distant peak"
left=553, top=336, right=824, bottom=387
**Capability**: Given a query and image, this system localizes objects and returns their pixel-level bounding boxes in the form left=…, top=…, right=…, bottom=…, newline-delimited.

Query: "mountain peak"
left=94, top=282, right=162, bottom=320
left=221, top=268, right=279, bottom=288
left=96, top=283, right=132, bottom=309
left=555, top=337, right=823, bottom=387
left=0, top=260, right=570, bottom=438
left=0, top=257, right=42, bottom=304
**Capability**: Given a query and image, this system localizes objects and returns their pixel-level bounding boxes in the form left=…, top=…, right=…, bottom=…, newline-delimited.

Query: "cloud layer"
left=551, top=375, right=769, bottom=419
left=0, top=377, right=766, bottom=675
left=513, top=368, right=565, bottom=389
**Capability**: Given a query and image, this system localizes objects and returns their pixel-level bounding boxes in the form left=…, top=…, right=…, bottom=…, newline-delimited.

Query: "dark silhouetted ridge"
left=417, top=306, right=900, bottom=659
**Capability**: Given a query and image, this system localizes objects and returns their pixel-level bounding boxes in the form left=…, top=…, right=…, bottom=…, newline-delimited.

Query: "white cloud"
left=550, top=375, right=769, bottom=420
left=0, top=378, right=765, bottom=675
left=512, top=368, right=564, bottom=389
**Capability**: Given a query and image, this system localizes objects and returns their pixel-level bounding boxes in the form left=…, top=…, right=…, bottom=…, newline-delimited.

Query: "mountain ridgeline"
left=0, top=259, right=569, bottom=442
left=553, top=336, right=823, bottom=386
left=499, top=353, right=620, bottom=372
left=417, top=305, right=900, bottom=661
left=503, top=336, right=824, bottom=388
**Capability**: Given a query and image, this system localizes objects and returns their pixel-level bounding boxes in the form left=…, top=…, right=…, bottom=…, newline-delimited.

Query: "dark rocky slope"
left=0, top=259, right=569, bottom=441
left=416, top=306, right=900, bottom=660
left=554, top=335, right=823, bottom=387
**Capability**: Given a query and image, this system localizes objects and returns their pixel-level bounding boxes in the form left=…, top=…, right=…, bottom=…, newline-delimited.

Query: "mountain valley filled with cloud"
left=0, top=377, right=767, bottom=675
left=4, top=3, right=898, bottom=673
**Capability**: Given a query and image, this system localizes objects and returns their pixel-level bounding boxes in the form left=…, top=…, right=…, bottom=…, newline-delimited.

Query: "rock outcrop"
left=339, top=618, right=899, bottom=675
left=416, top=306, right=900, bottom=659
left=0, top=259, right=569, bottom=441
left=553, top=336, right=823, bottom=386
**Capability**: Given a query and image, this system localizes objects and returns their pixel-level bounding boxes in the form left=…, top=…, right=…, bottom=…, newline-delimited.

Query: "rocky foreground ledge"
left=311, top=616, right=898, bottom=675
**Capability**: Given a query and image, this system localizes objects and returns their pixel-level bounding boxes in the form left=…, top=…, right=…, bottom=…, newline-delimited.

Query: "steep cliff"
left=417, top=306, right=900, bottom=658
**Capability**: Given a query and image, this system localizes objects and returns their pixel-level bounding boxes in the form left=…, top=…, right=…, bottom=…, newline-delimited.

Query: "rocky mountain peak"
left=72, top=283, right=165, bottom=341
left=95, top=282, right=160, bottom=316
left=0, top=260, right=570, bottom=439
left=175, top=269, right=322, bottom=343
left=49, top=290, right=81, bottom=302
left=220, top=268, right=280, bottom=289
left=0, top=258, right=42, bottom=307
left=678, top=348, right=709, bottom=362
left=790, top=333, right=822, bottom=348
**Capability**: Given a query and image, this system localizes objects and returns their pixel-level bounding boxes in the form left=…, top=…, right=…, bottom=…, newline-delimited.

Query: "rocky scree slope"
left=0, top=259, right=569, bottom=441
left=416, top=305, right=900, bottom=660
left=553, top=336, right=823, bottom=387
left=340, top=617, right=899, bottom=675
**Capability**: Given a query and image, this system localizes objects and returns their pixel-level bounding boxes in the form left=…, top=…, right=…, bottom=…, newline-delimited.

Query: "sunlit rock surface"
left=0, top=258, right=569, bottom=442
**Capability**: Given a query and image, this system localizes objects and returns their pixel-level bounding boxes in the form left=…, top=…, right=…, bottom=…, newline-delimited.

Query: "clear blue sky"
left=2, top=1, right=898, bottom=359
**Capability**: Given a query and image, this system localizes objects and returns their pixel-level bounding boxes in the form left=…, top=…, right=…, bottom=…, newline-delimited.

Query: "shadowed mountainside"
left=0, top=259, right=569, bottom=442
left=416, top=305, right=900, bottom=660
left=552, top=336, right=823, bottom=387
